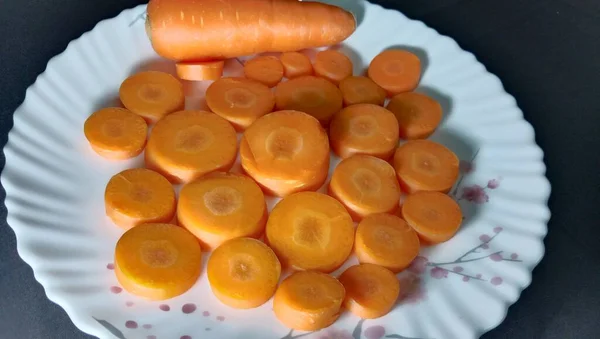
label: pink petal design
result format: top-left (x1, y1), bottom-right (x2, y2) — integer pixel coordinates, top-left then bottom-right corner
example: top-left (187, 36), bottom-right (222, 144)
top-left (181, 336), bottom-right (192, 339)
top-left (110, 286), bottom-right (122, 294)
top-left (159, 304), bottom-right (170, 311)
top-left (481, 244), bottom-right (490, 249)
top-left (318, 328), bottom-right (353, 339)
top-left (125, 301), bottom-right (134, 307)
top-left (491, 277), bottom-right (503, 286)
top-left (490, 253), bottom-right (503, 262)
top-left (493, 226), bottom-right (503, 233)
top-left (408, 256), bottom-right (429, 274)
top-left (511, 253), bottom-right (519, 260)
top-left (479, 234), bottom-right (491, 242)
top-left (142, 324), bottom-right (152, 329)
top-left (125, 321), bottom-right (138, 329)
top-left (182, 303), bottom-right (197, 314)
top-left (459, 160), bottom-right (474, 173)
top-left (462, 276), bottom-right (470, 282)
top-left (106, 263), bottom-right (114, 270)
top-left (462, 185), bottom-right (489, 204)
top-left (487, 179), bottom-right (500, 189)
top-left (364, 325), bottom-right (386, 339)
top-left (399, 274), bottom-right (426, 304)
top-left (430, 267), bottom-right (448, 279)
top-left (202, 311), bottom-right (210, 317)
top-left (147, 336), bottom-right (157, 339)
top-left (216, 316), bottom-right (225, 322)
top-left (453, 266), bottom-right (464, 273)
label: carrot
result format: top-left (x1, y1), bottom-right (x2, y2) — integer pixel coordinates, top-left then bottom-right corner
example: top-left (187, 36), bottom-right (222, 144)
top-left (280, 52), bottom-right (313, 79)
top-left (146, 0), bottom-right (356, 61)
top-left (119, 71), bottom-right (185, 124)
top-left (329, 103), bottom-right (399, 160)
top-left (338, 263), bottom-right (400, 319)
top-left (313, 49), bottom-right (353, 85)
top-left (386, 92), bottom-right (443, 139)
top-left (240, 110), bottom-right (330, 197)
top-left (274, 76), bottom-right (343, 125)
top-left (145, 110), bottom-right (238, 184)
top-left (244, 56), bottom-right (284, 88)
top-left (266, 192), bottom-right (354, 273)
top-left (402, 191), bottom-right (462, 244)
top-left (205, 77), bottom-right (275, 131)
top-left (392, 139), bottom-right (459, 194)
top-left (207, 237), bottom-right (281, 309)
top-left (273, 270), bottom-right (345, 331)
top-left (328, 155), bottom-right (401, 221)
top-left (354, 213), bottom-right (420, 273)
top-left (368, 50), bottom-right (421, 96)
top-left (105, 168), bottom-right (176, 230)
top-left (178, 172), bottom-right (268, 251)
top-left (84, 107), bottom-right (147, 160)
top-left (339, 76), bottom-right (386, 106)
top-left (114, 223), bottom-right (202, 300)
top-left (176, 60), bottom-right (225, 81)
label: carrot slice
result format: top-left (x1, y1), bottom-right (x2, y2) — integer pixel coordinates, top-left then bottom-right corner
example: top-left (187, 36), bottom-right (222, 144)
top-left (368, 50), bottom-right (421, 96)
top-left (119, 71), bottom-right (185, 124)
top-left (338, 263), bottom-right (400, 319)
top-left (392, 139), bottom-right (459, 194)
top-left (84, 107), bottom-right (148, 160)
top-left (105, 168), bottom-right (176, 230)
top-left (178, 172), bottom-right (268, 251)
top-left (145, 110), bottom-right (237, 184)
top-left (273, 270), bottom-right (345, 331)
top-left (387, 92), bottom-right (443, 139)
top-left (339, 76), bottom-right (386, 106)
top-left (176, 60), bottom-right (225, 81)
top-left (244, 55), bottom-right (284, 88)
top-left (207, 237), bottom-right (281, 309)
top-left (240, 110), bottom-right (330, 197)
top-left (114, 223), bottom-right (202, 300)
top-left (205, 77), bottom-right (275, 131)
top-left (280, 52), bottom-right (313, 79)
top-left (313, 49), bottom-right (353, 85)
top-left (274, 76), bottom-right (343, 126)
top-left (329, 103), bottom-right (399, 160)
top-left (402, 191), bottom-right (462, 244)
top-left (328, 155), bottom-right (401, 221)
top-left (354, 213), bottom-right (420, 273)
top-left (266, 192), bottom-right (354, 273)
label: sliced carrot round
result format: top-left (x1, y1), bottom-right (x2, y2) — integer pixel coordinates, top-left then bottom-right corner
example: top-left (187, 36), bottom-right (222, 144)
top-left (266, 192), bottom-right (354, 273)
top-left (273, 270), bottom-right (345, 331)
top-left (328, 155), bottom-right (401, 221)
top-left (313, 49), bottom-right (353, 85)
top-left (338, 263), bottom-right (400, 319)
top-left (205, 77), bottom-right (275, 131)
top-left (178, 172), bottom-right (268, 251)
top-left (115, 223), bottom-right (202, 300)
top-left (145, 110), bottom-right (237, 184)
top-left (84, 107), bottom-right (148, 160)
top-left (387, 92), bottom-right (443, 139)
top-left (392, 139), bottom-right (459, 194)
top-left (280, 52), bottom-right (313, 79)
top-left (105, 168), bottom-right (176, 230)
top-left (368, 50), bottom-right (421, 96)
top-left (176, 60), bottom-right (225, 81)
top-left (402, 191), bottom-right (462, 244)
top-left (244, 55), bottom-right (284, 88)
top-left (274, 76), bottom-right (343, 126)
top-left (207, 237), bottom-right (281, 309)
top-left (354, 213), bottom-right (420, 272)
top-left (329, 103), bottom-right (399, 160)
top-left (119, 71), bottom-right (185, 124)
top-left (339, 76), bottom-right (387, 106)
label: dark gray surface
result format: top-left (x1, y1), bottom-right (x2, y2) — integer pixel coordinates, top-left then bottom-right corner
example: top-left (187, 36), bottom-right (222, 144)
top-left (1, 0), bottom-right (599, 338)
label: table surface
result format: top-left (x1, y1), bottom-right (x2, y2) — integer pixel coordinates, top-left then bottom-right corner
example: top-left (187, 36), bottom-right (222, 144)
top-left (1, 0), bottom-right (599, 338)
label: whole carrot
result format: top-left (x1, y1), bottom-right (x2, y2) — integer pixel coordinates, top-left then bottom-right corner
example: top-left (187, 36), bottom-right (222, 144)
top-left (147, 0), bottom-right (356, 61)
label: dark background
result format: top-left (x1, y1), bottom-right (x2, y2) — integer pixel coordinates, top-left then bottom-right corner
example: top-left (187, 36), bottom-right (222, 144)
top-left (1, 0), bottom-right (599, 338)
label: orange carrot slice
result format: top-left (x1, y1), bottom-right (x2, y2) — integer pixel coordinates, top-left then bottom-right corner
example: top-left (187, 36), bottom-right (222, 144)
top-left (266, 192), bottom-right (354, 273)
top-left (280, 52), bottom-right (313, 79)
top-left (313, 49), bottom-right (353, 85)
top-left (273, 270), bottom-right (345, 331)
top-left (392, 139), bottom-right (459, 194)
top-left (178, 172), bottom-right (268, 251)
top-left (114, 223), bottom-right (202, 300)
top-left (328, 155), bottom-right (401, 221)
top-left (354, 213), bottom-right (420, 272)
top-left (402, 191), bottom-right (462, 244)
top-left (244, 55), bottom-right (284, 88)
top-left (207, 237), bottom-right (281, 309)
top-left (339, 76), bottom-right (387, 106)
top-left (119, 71), bottom-right (185, 124)
top-left (329, 103), bottom-right (399, 160)
top-left (145, 110), bottom-right (237, 184)
top-left (368, 50), bottom-right (421, 96)
top-left (387, 92), bottom-right (443, 139)
top-left (274, 76), bottom-right (343, 126)
top-left (84, 107), bottom-right (147, 160)
top-left (338, 263), bottom-right (400, 319)
top-left (105, 168), bottom-right (176, 230)
top-left (205, 77), bottom-right (275, 131)
top-left (176, 60), bottom-right (225, 81)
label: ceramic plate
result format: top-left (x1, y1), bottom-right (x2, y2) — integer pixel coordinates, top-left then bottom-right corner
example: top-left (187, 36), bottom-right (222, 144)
top-left (1, 1), bottom-right (551, 339)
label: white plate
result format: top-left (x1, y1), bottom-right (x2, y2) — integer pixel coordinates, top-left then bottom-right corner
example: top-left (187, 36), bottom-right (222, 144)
top-left (1, 2), bottom-right (551, 339)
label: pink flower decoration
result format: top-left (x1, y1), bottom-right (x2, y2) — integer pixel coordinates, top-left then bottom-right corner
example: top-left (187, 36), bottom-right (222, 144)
top-left (459, 160), bottom-right (474, 173)
top-left (453, 266), bottom-right (464, 273)
top-left (202, 311), bottom-right (210, 317)
top-left (481, 244), bottom-right (490, 249)
top-left (511, 253), bottom-right (519, 260)
top-left (125, 301), bottom-right (134, 307)
top-left (493, 226), bottom-right (503, 233)
top-left (364, 325), bottom-right (386, 339)
top-left (159, 304), bottom-right (170, 312)
top-left (318, 328), bottom-right (353, 339)
top-left (125, 321), bottom-right (138, 329)
top-left (462, 185), bottom-right (489, 204)
top-left (408, 256), bottom-right (429, 274)
top-left (479, 234), bottom-right (491, 242)
top-left (399, 274), bottom-right (426, 304)
top-left (216, 316), bottom-right (225, 322)
top-left (106, 263), bottom-right (114, 270)
top-left (491, 277), bottom-right (503, 286)
top-left (490, 253), bottom-right (503, 262)
top-left (476, 274), bottom-right (482, 279)
top-left (462, 276), bottom-right (470, 282)
top-left (110, 286), bottom-right (122, 294)
top-left (487, 179), bottom-right (500, 189)
top-left (430, 267), bottom-right (448, 279)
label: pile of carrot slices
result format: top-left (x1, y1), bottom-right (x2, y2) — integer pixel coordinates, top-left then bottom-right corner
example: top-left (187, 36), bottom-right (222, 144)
top-left (84, 45), bottom-right (463, 330)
